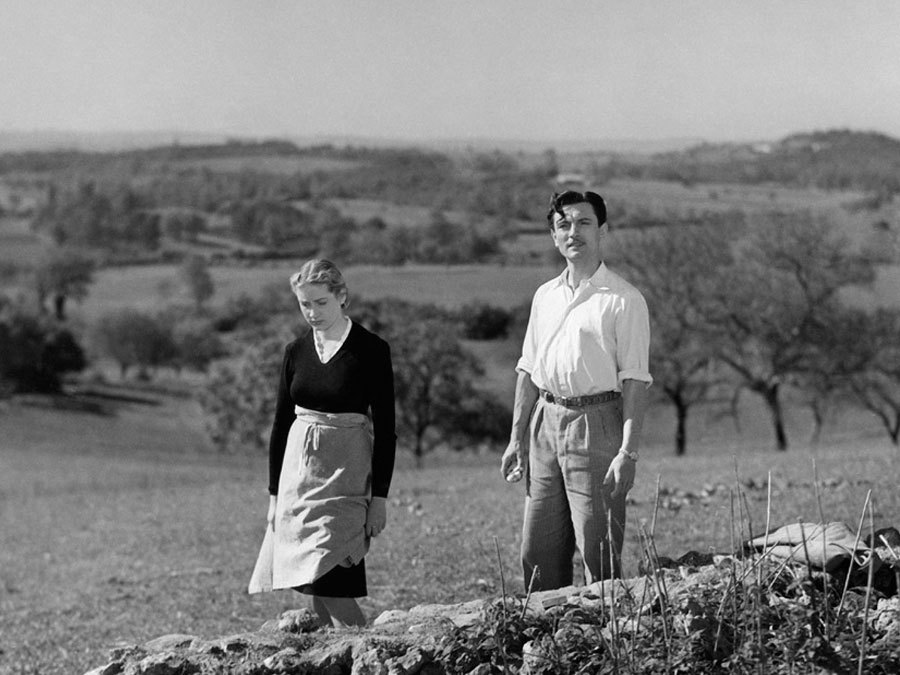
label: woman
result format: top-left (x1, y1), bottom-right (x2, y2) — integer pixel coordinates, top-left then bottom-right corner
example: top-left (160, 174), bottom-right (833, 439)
top-left (249, 259), bottom-right (396, 627)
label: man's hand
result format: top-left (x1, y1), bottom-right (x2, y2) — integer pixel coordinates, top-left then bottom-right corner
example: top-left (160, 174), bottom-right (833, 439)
top-left (366, 496), bottom-right (387, 537)
top-left (603, 453), bottom-right (636, 499)
top-left (266, 495), bottom-right (277, 530)
top-left (500, 440), bottom-right (525, 482)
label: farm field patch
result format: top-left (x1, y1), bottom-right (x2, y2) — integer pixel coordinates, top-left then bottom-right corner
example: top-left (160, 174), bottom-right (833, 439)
top-left (0, 217), bottom-right (44, 264)
top-left (607, 178), bottom-right (864, 215)
top-left (169, 155), bottom-right (362, 175)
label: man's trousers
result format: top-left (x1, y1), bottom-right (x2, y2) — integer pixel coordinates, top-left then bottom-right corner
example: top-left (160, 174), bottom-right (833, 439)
top-left (521, 395), bottom-right (626, 591)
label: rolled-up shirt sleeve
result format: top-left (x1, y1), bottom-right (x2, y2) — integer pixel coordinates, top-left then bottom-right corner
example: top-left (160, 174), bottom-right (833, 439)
top-left (615, 291), bottom-right (653, 387)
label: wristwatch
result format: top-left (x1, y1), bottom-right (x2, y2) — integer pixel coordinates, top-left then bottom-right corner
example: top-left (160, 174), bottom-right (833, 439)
top-left (618, 449), bottom-right (639, 462)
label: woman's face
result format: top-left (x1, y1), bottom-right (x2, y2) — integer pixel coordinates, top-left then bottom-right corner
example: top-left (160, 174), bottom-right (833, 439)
top-left (294, 283), bottom-right (346, 332)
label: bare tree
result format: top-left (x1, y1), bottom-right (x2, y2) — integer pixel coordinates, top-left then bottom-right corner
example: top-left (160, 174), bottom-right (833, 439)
top-left (618, 223), bottom-right (736, 454)
top-left (33, 247), bottom-right (96, 320)
top-left (708, 212), bottom-right (876, 450)
top-left (180, 255), bottom-right (215, 309)
top-left (838, 308), bottom-right (900, 445)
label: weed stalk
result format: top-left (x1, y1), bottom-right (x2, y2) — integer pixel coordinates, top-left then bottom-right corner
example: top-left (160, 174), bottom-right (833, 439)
top-left (836, 489), bottom-right (872, 624)
top-left (857, 499), bottom-right (876, 675)
top-left (812, 458), bottom-right (831, 638)
top-left (492, 536), bottom-right (511, 675)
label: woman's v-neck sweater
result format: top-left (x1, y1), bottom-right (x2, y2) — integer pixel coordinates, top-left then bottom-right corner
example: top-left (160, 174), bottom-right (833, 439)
top-left (268, 322), bottom-right (396, 497)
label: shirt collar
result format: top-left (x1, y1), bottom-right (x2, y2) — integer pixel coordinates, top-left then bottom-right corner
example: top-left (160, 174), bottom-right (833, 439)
top-left (554, 262), bottom-right (609, 291)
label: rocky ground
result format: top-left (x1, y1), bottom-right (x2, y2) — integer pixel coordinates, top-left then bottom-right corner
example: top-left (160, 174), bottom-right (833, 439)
top-left (83, 545), bottom-right (900, 675)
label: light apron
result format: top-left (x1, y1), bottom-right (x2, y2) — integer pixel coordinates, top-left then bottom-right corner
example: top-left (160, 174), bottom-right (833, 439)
top-left (249, 406), bottom-right (372, 593)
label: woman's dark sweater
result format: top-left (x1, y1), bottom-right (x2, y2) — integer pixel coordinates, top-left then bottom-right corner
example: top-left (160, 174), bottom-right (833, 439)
top-left (268, 322), bottom-right (396, 497)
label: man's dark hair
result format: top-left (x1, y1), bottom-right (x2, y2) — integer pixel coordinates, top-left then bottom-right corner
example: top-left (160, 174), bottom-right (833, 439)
top-left (546, 190), bottom-right (607, 228)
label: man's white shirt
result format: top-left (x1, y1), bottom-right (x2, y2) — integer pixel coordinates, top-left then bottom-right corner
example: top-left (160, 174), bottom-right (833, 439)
top-left (516, 263), bottom-right (652, 396)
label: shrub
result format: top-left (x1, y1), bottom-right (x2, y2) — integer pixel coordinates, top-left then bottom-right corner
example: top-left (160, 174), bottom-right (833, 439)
top-left (458, 302), bottom-right (511, 341)
top-left (200, 335), bottom-right (286, 453)
top-left (0, 299), bottom-right (86, 392)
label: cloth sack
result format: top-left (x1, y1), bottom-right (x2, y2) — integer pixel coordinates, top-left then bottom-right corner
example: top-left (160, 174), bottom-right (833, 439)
top-left (748, 521), bottom-right (881, 574)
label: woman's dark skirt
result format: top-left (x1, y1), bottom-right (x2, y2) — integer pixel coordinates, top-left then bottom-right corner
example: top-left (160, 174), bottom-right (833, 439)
top-left (293, 558), bottom-right (367, 598)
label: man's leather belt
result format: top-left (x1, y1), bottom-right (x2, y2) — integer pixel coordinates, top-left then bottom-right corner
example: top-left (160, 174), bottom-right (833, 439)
top-left (539, 389), bottom-right (621, 407)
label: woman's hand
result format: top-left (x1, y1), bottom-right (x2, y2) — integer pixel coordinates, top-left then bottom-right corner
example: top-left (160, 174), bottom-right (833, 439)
top-left (266, 495), bottom-right (277, 530)
top-left (366, 496), bottom-right (387, 537)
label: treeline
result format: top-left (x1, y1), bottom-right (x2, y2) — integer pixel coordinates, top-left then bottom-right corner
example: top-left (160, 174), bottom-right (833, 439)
top-left (0, 139), bottom-right (304, 174)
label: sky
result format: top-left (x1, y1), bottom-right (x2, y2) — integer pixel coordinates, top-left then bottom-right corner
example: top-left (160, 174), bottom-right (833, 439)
top-left (2, 0), bottom-right (900, 144)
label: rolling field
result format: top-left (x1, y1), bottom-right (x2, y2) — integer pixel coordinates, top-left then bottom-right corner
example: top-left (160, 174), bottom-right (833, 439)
top-left (2, 388), bottom-right (899, 674)
top-left (74, 263), bottom-right (561, 322)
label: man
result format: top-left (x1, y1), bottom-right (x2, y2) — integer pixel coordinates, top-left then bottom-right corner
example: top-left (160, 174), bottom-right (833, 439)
top-left (500, 190), bottom-right (651, 591)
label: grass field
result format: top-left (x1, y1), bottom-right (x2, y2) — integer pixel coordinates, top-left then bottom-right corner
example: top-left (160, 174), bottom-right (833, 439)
top-left (73, 263), bottom-right (561, 322)
top-left (1, 386), bottom-right (899, 674)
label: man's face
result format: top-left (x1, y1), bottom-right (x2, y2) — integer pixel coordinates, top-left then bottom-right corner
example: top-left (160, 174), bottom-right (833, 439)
top-left (550, 202), bottom-right (604, 262)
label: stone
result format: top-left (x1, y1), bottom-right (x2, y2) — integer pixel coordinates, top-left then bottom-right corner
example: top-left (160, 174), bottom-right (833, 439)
top-left (277, 608), bottom-right (321, 633)
top-left (262, 647), bottom-right (304, 673)
top-left (520, 640), bottom-right (547, 674)
top-left (83, 662), bottom-right (123, 675)
top-left (373, 609), bottom-right (409, 626)
top-left (540, 595), bottom-right (567, 610)
top-left (465, 665), bottom-right (493, 675)
top-left (302, 639), bottom-right (355, 673)
top-left (124, 651), bottom-right (198, 675)
top-left (449, 612), bottom-right (481, 628)
top-left (143, 634), bottom-right (198, 652)
top-left (220, 636), bottom-right (251, 652)
top-left (872, 597), bottom-right (900, 633)
top-left (393, 646), bottom-right (429, 674)
top-left (351, 647), bottom-right (388, 675)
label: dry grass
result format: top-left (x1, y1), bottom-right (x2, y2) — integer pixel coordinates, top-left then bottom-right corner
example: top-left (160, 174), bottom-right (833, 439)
top-left (1, 390), bottom-right (898, 674)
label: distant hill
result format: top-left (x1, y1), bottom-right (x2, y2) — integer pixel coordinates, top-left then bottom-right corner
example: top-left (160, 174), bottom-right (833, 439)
top-left (0, 129), bottom-right (704, 156)
top-left (633, 129), bottom-right (900, 193)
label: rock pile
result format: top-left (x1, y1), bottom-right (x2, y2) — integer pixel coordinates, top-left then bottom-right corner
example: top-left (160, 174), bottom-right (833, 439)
top-left (83, 527), bottom-right (900, 674)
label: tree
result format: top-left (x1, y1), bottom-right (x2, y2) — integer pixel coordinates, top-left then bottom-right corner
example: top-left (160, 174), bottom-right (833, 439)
top-left (162, 210), bottom-right (205, 242)
top-left (834, 308), bottom-right (900, 445)
top-left (618, 223), bottom-right (736, 455)
top-left (170, 317), bottom-right (226, 374)
top-left (390, 316), bottom-right (487, 465)
top-left (200, 335), bottom-right (287, 453)
top-left (92, 309), bottom-right (177, 379)
top-left (180, 255), bottom-right (215, 309)
top-left (708, 212), bottom-right (876, 450)
top-left (352, 298), bottom-right (509, 465)
top-left (33, 247), bottom-right (96, 320)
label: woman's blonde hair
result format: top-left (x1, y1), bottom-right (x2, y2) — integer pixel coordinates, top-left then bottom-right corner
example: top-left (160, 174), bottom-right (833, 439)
top-left (289, 259), bottom-right (349, 307)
